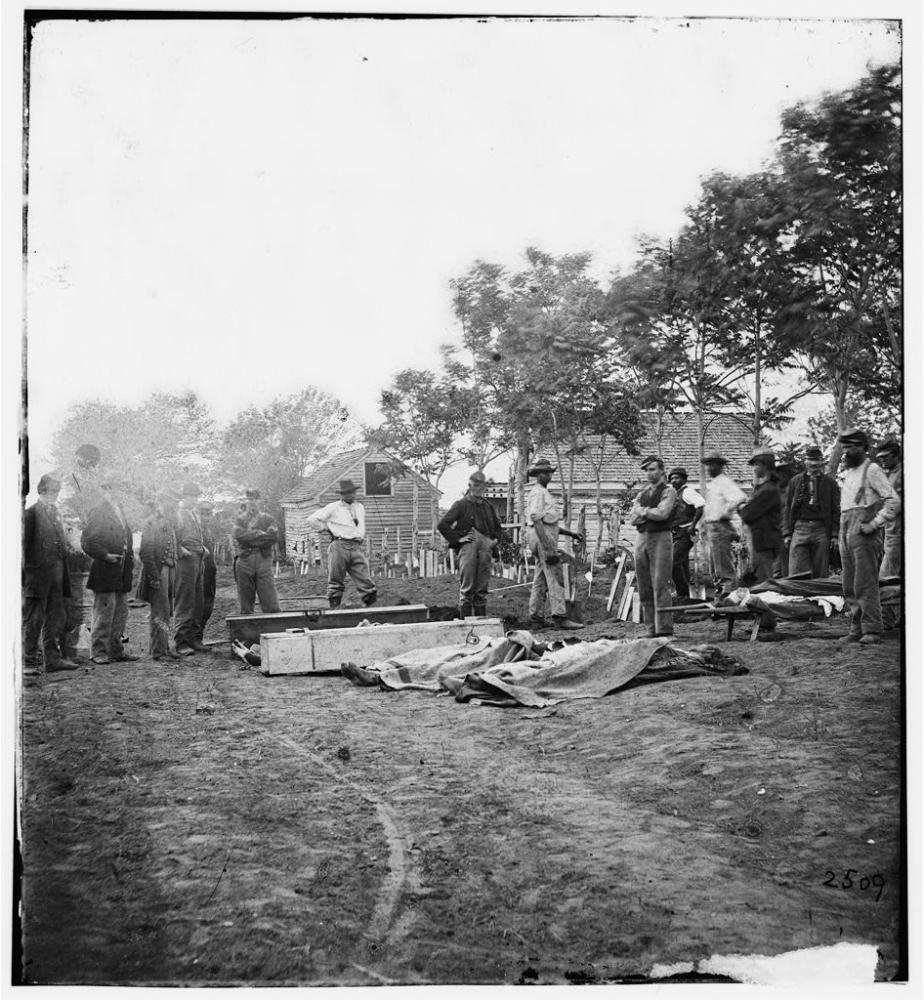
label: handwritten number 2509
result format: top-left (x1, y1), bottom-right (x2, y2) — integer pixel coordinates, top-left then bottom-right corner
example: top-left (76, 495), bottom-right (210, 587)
top-left (823, 870), bottom-right (885, 901)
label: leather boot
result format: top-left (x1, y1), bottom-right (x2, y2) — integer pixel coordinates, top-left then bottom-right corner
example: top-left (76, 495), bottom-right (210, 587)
top-left (329, 596), bottom-right (342, 610)
top-left (459, 602), bottom-right (474, 619)
top-left (473, 603), bottom-right (487, 618)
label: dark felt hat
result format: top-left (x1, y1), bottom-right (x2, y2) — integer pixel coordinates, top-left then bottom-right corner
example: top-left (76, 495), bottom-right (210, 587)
top-left (804, 445), bottom-right (824, 461)
top-left (702, 451), bottom-right (727, 465)
top-left (668, 467), bottom-right (688, 481)
top-left (528, 458), bottom-right (556, 477)
top-left (338, 479), bottom-right (359, 494)
top-left (37, 474), bottom-right (61, 494)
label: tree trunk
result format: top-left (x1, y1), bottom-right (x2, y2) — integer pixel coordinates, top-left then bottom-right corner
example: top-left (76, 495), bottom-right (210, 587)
top-left (515, 436), bottom-right (529, 529)
top-left (828, 375), bottom-right (850, 476)
top-left (753, 314), bottom-right (762, 445)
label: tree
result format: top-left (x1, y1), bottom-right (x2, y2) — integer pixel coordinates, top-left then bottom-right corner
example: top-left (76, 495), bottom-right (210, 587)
top-left (51, 391), bottom-right (219, 523)
top-left (367, 364), bottom-right (467, 530)
top-left (770, 63), bottom-right (902, 465)
top-left (805, 393), bottom-right (900, 473)
top-left (217, 387), bottom-right (363, 505)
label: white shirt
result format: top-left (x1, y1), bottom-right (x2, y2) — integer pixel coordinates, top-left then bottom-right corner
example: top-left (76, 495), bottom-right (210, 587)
top-left (679, 484), bottom-right (706, 510)
top-left (306, 500), bottom-right (366, 540)
top-left (840, 460), bottom-right (899, 527)
top-left (702, 473), bottom-right (746, 523)
top-left (527, 483), bottom-right (561, 526)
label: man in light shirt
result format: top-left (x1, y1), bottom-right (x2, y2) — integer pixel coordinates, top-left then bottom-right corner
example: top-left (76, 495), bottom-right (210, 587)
top-left (700, 451), bottom-right (746, 597)
top-left (525, 458), bottom-right (584, 630)
top-left (874, 439), bottom-right (902, 580)
top-left (307, 479), bottom-right (378, 610)
top-left (837, 428), bottom-right (900, 645)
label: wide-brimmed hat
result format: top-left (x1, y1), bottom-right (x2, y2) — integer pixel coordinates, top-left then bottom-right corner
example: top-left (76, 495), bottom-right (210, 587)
top-left (747, 446), bottom-right (776, 466)
top-left (338, 479), bottom-right (359, 494)
top-left (804, 445), bottom-right (824, 461)
top-left (528, 458), bottom-right (556, 477)
top-left (468, 470), bottom-right (487, 484)
top-left (838, 427), bottom-right (868, 448)
top-left (702, 451), bottom-right (727, 465)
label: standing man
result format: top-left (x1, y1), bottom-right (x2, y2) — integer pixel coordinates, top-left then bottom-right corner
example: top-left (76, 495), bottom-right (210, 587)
top-left (306, 479), bottom-right (378, 609)
top-left (700, 451), bottom-right (746, 598)
top-left (837, 428), bottom-right (900, 645)
top-left (81, 477), bottom-right (137, 665)
top-left (630, 456), bottom-right (678, 637)
top-left (875, 439), bottom-right (902, 580)
top-left (174, 482), bottom-right (209, 656)
top-left (233, 489), bottom-right (282, 615)
top-left (783, 445), bottom-right (840, 578)
top-left (22, 474), bottom-right (77, 675)
top-left (438, 470), bottom-right (504, 618)
top-left (667, 467), bottom-right (705, 602)
top-left (525, 458), bottom-right (583, 630)
top-left (195, 499), bottom-right (219, 645)
top-left (739, 447), bottom-right (784, 583)
top-left (136, 490), bottom-right (180, 660)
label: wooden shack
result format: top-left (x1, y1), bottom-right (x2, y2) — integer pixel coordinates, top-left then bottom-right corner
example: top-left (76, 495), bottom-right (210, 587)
top-left (280, 446), bottom-right (442, 570)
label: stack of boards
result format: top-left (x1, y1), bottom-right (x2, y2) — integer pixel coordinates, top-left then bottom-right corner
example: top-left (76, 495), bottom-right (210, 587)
top-left (605, 551), bottom-right (642, 623)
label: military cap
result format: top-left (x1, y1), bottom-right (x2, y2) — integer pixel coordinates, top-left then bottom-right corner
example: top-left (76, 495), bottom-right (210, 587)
top-left (804, 445), bottom-right (824, 461)
top-left (875, 438), bottom-right (901, 457)
top-left (640, 454), bottom-right (663, 469)
top-left (838, 427), bottom-right (868, 448)
top-left (668, 467), bottom-right (688, 481)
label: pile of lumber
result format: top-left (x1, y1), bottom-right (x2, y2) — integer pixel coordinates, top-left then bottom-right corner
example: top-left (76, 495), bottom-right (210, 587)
top-left (605, 550), bottom-right (642, 623)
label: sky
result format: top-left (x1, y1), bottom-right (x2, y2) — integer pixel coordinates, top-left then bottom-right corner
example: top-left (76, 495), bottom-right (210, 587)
top-left (16, 11), bottom-right (903, 501)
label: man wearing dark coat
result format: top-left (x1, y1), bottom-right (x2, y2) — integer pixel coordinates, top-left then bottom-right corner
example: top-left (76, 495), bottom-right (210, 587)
top-left (136, 491), bottom-right (180, 660)
top-left (81, 478), bottom-right (137, 665)
top-left (739, 447), bottom-right (784, 584)
top-left (195, 499), bottom-right (218, 646)
top-left (22, 474), bottom-right (77, 674)
top-left (782, 444), bottom-right (840, 578)
top-left (437, 470), bottom-right (504, 618)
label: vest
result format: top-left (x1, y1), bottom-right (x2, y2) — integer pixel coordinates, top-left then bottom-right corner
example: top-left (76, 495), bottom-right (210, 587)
top-left (671, 487), bottom-right (697, 531)
top-left (636, 480), bottom-right (673, 534)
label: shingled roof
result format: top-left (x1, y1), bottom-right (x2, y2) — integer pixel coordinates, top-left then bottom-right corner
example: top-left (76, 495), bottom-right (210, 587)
top-left (564, 411), bottom-right (756, 487)
top-left (280, 445), bottom-right (438, 506)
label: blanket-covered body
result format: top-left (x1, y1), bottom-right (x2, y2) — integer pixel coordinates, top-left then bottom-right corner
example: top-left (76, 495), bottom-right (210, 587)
top-left (357, 634), bottom-right (746, 708)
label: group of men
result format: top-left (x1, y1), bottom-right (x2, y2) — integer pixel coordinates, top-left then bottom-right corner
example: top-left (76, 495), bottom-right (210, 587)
top-left (627, 427), bottom-right (901, 644)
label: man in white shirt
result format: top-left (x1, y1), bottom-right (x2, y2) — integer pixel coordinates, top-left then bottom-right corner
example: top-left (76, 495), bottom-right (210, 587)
top-left (700, 451), bottom-right (746, 597)
top-left (307, 479), bottom-right (378, 609)
top-left (525, 458), bottom-right (583, 630)
top-left (667, 467), bottom-right (705, 601)
top-left (837, 428), bottom-right (900, 645)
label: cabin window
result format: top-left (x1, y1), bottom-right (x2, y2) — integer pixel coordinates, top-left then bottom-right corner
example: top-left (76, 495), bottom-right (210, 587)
top-left (364, 462), bottom-right (392, 496)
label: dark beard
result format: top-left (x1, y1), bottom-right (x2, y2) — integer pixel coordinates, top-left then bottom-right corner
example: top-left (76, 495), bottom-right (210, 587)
top-left (844, 451), bottom-right (865, 468)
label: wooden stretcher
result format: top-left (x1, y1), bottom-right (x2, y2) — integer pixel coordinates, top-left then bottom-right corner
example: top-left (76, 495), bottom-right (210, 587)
top-left (657, 603), bottom-right (766, 641)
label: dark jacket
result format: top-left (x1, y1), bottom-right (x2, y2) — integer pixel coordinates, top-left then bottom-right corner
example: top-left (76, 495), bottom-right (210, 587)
top-left (233, 512), bottom-right (278, 557)
top-left (782, 472), bottom-right (841, 539)
top-left (23, 501), bottom-right (72, 599)
top-left (136, 513), bottom-right (178, 603)
top-left (81, 499), bottom-right (134, 593)
top-left (740, 480), bottom-right (783, 553)
top-left (437, 494), bottom-right (503, 550)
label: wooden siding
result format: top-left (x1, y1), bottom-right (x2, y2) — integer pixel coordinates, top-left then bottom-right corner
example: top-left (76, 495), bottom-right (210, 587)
top-left (283, 449), bottom-right (441, 561)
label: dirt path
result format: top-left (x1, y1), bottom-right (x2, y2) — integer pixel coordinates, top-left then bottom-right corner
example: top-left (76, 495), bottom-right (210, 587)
top-left (17, 573), bottom-right (904, 985)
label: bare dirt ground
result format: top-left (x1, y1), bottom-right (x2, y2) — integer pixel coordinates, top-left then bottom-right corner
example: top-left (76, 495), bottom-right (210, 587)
top-left (17, 566), bottom-right (905, 986)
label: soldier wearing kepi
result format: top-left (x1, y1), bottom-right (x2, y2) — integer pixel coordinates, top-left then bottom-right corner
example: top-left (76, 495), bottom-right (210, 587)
top-left (525, 458), bottom-right (584, 630)
top-left (438, 470), bottom-right (504, 618)
top-left (837, 427), bottom-right (900, 646)
top-left (782, 445), bottom-right (840, 579)
top-left (233, 489), bottom-right (282, 615)
top-left (307, 479), bottom-right (378, 609)
top-left (22, 474), bottom-right (77, 675)
top-left (629, 456), bottom-right (678, 637)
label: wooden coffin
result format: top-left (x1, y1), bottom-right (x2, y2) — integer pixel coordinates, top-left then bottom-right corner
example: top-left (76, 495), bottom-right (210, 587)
top-left (226, 603), bottom-right (430, 647)
top-left (259, 617), bottom-right (505, 676)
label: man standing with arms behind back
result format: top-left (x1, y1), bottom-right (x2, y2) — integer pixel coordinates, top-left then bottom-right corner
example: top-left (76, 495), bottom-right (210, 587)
top-left (783, 445), bottom-right (840, 578)
top-left (81, 477), bottom-right (137, 665)
top-left (700, 451), bottom-right (746, 598)
top-left (438, 470), bottom-right (503, 619)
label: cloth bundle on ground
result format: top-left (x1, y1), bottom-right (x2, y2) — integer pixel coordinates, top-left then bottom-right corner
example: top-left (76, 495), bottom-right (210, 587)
top-left (347, 632), bottom-right (746, 708)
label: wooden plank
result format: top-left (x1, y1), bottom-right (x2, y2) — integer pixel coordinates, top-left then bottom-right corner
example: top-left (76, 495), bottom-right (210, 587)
top-left (227, 604), bottom-right (429, 647)
top-left (618, 572), bottom-right (635, 620)
top-left (261, 618), bottom-right (505, 675)
top-left (606, 552), bottom-right (627, 612)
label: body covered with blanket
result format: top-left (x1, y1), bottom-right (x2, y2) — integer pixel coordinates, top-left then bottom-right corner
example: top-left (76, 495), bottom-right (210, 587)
top-left (342, 633), bottom-right (745, 708)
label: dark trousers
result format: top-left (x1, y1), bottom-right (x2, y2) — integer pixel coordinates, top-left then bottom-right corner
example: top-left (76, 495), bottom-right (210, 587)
top-left (174, 553), bottom-right (204, 648)
top-left (235, 551), bottom-right (281, 614)
top-left (458, 530), bottom-right (493, 614)
top-left (196, 553), bottom-right (217, 642)
top-left (671, 531), bottom-right (693, 598)
top-left (635, 530), bottom-right (673, 635)
top-left (788, 520), bottom-right (831, 578)
top-left (23, 562), bottom-right (66, 666)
